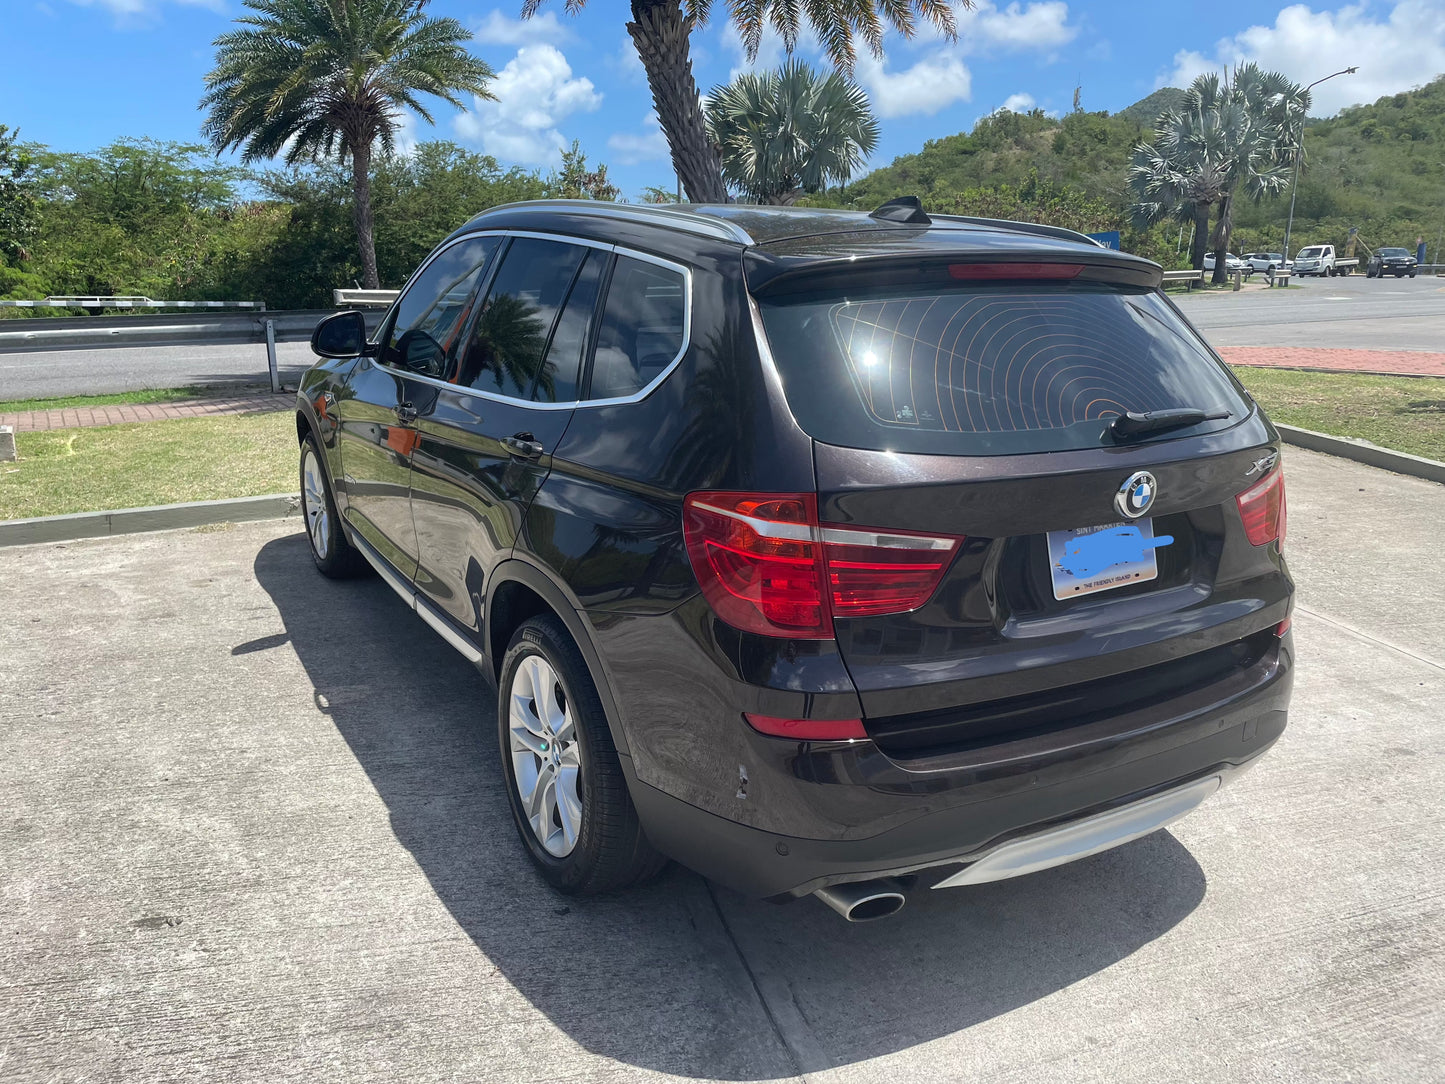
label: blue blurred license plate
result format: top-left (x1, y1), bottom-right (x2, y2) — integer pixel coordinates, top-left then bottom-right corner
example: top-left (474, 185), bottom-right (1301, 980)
top-left (1047, 520), bottom-right (1171, 600)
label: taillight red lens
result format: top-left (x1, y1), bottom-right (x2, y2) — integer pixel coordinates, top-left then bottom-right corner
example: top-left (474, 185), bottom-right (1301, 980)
top-left (1237, 468), bottom-right (1286, 548)
top-left (743, 713), bottom-right (867, 741)
top-left (682, 492), bottom-right (961, 638)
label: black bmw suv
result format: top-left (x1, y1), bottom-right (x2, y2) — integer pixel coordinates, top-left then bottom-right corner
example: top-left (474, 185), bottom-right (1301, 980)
top-left (1366, 247), bottom-right (1418, 278)
top-left (296, 198), bottom-right (1293, 920)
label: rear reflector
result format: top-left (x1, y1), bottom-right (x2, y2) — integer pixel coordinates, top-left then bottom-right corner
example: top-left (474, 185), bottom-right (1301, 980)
top-left (744, 713), bottom-right (867, 741)
top-left (948, 262), bottom-right (1084, 280)
top-left (682, 492), bottom-right (962, 639)
top-left (1236, 467), bottom-right (1286, 548)
top-left (1276, 616), bottom-right (1292, 637)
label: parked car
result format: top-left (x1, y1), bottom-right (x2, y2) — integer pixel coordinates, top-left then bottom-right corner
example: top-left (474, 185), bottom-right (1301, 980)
top-left (1367, 247), bottom-right (1418, 278)
top-left (1291, 244), bottom-right (1357, 276)
top-left (296, 197), bottom-right (1294, 921)
top-left (1203, 252), bottom-right (1247, 273)
top-left (1243, 252), bottom-right (1290, 273)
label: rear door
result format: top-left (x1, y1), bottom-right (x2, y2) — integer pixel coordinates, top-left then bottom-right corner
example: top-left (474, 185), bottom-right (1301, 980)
top-left (409, 235), bottom-right (607, 635)
top-left (754, 262), bottom-right (1291, 752)
top-left (335, 235), bottom-right (496, 578)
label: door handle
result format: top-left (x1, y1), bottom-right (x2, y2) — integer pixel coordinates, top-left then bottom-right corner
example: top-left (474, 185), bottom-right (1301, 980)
top-left (502, 433), bottom-right (545, 459)
top-left (393, 402), bottom-right (418, 423)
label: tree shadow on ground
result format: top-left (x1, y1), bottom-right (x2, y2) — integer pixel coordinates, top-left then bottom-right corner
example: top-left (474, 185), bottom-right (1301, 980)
top-left (253, 531), bottom-right (1207, 1079)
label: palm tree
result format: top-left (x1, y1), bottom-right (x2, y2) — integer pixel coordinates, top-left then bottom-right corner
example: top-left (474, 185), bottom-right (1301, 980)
top-left (1129, 65), bottom-right (1304, 284)
top-left (522, 0), bottom-right (959, 204)
top-left (202, 0), bottom-right (494, 289)
top-left (705, 59), bottom-right (878, 204)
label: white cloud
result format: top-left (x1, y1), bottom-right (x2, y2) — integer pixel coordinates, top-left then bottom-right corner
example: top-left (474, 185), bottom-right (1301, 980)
top-left (607, 112), bottom-right (670, 166)
top-left (454, 44), bottom-right (601, 167)
top-left (957, 1), bottom-right (1078, 52)
top-left (856, 50), bottom-right (973, 118)
top-left (1161, 1), bottom-right (1445, 115)
top-left (1000, 92), bottom-right (1037, 112)
top-left (471, 9), bottom-right (575, 48)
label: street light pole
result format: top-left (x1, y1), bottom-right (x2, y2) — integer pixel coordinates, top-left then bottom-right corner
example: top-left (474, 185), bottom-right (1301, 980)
top-left (1282, 66), bottom-right (1357, 265)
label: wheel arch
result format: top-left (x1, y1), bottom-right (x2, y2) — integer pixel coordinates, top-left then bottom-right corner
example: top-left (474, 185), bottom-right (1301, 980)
top-left (486, 559), bottom-right (632, 758)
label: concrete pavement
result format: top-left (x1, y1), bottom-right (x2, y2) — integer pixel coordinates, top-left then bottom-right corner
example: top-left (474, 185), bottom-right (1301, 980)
top-left (1, 448), bottom-right (1442, 1082)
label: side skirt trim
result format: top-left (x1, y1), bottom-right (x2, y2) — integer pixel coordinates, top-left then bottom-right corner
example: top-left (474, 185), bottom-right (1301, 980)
top-left (347, 529), bottom-right (484, 665)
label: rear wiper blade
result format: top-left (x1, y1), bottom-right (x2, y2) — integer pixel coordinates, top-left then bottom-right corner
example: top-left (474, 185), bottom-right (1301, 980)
top-left (1109, 408), bottom-right (1232, 442)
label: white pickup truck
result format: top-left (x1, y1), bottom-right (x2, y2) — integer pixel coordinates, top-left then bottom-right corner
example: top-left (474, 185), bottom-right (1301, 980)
top-left (1291, 244), bottom-right (1359, 277)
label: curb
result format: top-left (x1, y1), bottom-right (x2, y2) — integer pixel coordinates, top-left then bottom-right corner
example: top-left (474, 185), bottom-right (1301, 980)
top-left (1278, 424), bottom-right (1445, 485)
top-left (0, 493), bottom-right (300, 547)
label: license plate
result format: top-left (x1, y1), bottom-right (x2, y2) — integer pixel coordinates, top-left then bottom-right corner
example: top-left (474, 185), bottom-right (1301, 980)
top-left (1047, 520), bottom-right (1172, 600)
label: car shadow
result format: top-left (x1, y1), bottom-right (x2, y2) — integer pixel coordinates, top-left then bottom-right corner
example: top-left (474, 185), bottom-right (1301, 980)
top-left (253, 531), bottom-right (1207, 1079)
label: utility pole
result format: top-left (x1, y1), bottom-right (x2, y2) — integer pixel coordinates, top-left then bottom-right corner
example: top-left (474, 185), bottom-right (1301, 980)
top-left (1283, 66), bottom-right (1357, 264)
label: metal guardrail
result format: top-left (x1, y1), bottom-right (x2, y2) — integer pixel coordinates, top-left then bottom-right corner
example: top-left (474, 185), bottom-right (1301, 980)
top-left (0, 308), bottom-right (387, 393)
top-left (0, 296), bottom-right (265, 310)
top-left (1162, 270), bottom-right (1205, 290)
top-left (333, 289), bottom-right (399, 307)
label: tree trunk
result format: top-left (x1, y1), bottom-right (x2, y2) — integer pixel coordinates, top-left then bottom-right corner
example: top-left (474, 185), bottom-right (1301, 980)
top-left (349, 137), bottom-right (380, 290)
top-left (627, 0), bottom-right (727, 203)
top-left (1210, 192), bottom-right (1234, 286)
top-left (1189, 204), bottom-right (1210, 270)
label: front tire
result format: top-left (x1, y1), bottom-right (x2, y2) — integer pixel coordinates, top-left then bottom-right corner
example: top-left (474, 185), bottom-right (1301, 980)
top-left (498, 616), bottom-right (665, 895)
top-left (300, 433), bottom-right (367, 578)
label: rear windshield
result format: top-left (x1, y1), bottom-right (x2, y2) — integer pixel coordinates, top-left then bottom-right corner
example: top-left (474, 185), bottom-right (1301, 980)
top-left (757, 281), bottom-right (1251, 455)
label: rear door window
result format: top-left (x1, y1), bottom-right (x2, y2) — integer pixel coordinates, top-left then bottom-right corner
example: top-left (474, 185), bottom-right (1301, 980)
top-left (758, 279), bottom-right (1251, 455)
top-left (587, 255), bottom-right (687, 400)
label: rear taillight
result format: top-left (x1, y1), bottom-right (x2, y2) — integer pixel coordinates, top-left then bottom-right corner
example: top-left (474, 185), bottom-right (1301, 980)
top-left (682, 492), bottom-right (962, 639)
top-left (1237, 468), bottom-right (1286, 548)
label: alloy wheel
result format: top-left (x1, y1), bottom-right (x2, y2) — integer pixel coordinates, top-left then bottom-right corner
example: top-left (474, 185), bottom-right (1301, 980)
top-left (302, 446), bottom-right (330, 560)
top-left (509, 654), bottom-right (583, 857)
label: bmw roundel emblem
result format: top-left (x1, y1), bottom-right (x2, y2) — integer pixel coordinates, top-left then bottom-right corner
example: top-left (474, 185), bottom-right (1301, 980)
top-left (1115, 470), bottom-right (1158, 519)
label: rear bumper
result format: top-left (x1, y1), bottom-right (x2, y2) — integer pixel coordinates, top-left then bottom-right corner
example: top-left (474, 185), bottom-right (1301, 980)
top-left (628, 634), bottom-right (1292, 899)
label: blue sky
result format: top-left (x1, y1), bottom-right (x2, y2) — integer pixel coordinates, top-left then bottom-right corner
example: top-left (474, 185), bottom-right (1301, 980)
top-left (3, 0), bottom-right (1444, 200)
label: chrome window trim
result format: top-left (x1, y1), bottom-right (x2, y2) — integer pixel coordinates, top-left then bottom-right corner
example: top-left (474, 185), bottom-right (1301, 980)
top-left (369, 228), bottom-right (694, 412)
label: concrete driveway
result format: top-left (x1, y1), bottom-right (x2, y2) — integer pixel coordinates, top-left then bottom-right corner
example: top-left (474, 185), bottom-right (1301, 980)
top-left (2, 448), bottom-right (1442, 1083)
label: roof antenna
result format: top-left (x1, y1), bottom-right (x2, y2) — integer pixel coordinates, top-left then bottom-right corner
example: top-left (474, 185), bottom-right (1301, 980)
top-left (870, 196), bottom-right (931, 225)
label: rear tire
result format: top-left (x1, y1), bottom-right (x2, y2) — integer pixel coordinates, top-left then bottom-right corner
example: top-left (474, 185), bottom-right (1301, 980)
top-left (498, 615), bottom-right (666, 895)
top-left (300, 433), bottom-right (367, 578)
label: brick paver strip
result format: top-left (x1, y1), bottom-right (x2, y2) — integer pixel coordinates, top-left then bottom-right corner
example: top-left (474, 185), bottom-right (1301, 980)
top-left (1219, 347), bottom-right (1445, 378)
top-left (1, 392), bottom-right (292, 433)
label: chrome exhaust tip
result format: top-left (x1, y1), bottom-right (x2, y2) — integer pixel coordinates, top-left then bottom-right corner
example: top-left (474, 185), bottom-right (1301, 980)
top-left (813, 878), bottom-right (907, 922)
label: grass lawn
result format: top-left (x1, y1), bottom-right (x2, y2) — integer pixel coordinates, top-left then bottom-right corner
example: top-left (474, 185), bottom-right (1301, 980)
top-left (1232, 366), bottom-right (1445, 462)
top-left (0, 386), bottom-right (246, 413)
top-left (0, 412), bottom-right (295, 520)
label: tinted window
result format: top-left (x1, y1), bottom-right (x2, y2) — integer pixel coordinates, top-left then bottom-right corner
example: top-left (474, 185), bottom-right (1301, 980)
top-left (589, 255), bottom-right (686, 400)
top-left (459, 238), bottom-right (588, 398)
top-left (759, 280), bottom-right (1251, 456)
top-left (381, 236), bottom-right (498, 378)
top-left (532, 251), bottom-right (603, 403)
top-left (1380, 248), bottom-right (1410, 256)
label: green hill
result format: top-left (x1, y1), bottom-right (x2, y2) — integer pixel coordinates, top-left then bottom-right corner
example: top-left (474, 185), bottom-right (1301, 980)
top-left (814, 75), bottom-right (1445, 263)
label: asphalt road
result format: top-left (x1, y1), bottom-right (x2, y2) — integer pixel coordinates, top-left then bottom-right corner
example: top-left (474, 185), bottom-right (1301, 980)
top-left (2, 271), bottom-right (1444, 401)
top-left (2, 448), bottom-right (1442, 1082)
top-left (0, 339), bottom-right (317, 400)
top-left (1180, 270), bottom-right (1445, 350)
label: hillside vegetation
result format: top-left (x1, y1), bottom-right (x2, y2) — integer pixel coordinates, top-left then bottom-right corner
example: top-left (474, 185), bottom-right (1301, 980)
top-left (813, 74), bottom-right (1445, 264)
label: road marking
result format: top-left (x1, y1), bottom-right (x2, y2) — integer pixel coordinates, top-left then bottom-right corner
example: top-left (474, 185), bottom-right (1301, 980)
top-left (1325, 296), bottom-right (1352, 300)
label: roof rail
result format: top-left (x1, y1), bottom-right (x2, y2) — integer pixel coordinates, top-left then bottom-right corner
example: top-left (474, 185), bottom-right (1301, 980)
top-left (468, 199), bottom-right (754, 245)
top-left (869, 196), bottom-right (932, 225)
top-left (930, 213), bottom-right (1104, 248)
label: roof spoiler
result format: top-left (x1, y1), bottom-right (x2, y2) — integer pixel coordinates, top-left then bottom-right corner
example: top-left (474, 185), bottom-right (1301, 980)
top-left (869, 196), bottom-right (932, 225)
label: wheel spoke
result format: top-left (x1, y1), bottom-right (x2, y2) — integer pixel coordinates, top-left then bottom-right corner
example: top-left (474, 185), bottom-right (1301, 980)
top-left (510, 722), bottom-right (548, 757)
top-left (555, 765), bottom-right (582, 849)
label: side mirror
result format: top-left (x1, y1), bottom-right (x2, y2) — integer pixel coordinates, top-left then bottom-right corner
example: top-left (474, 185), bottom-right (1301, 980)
top-left (312, 310), bottom-right (372, 358)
